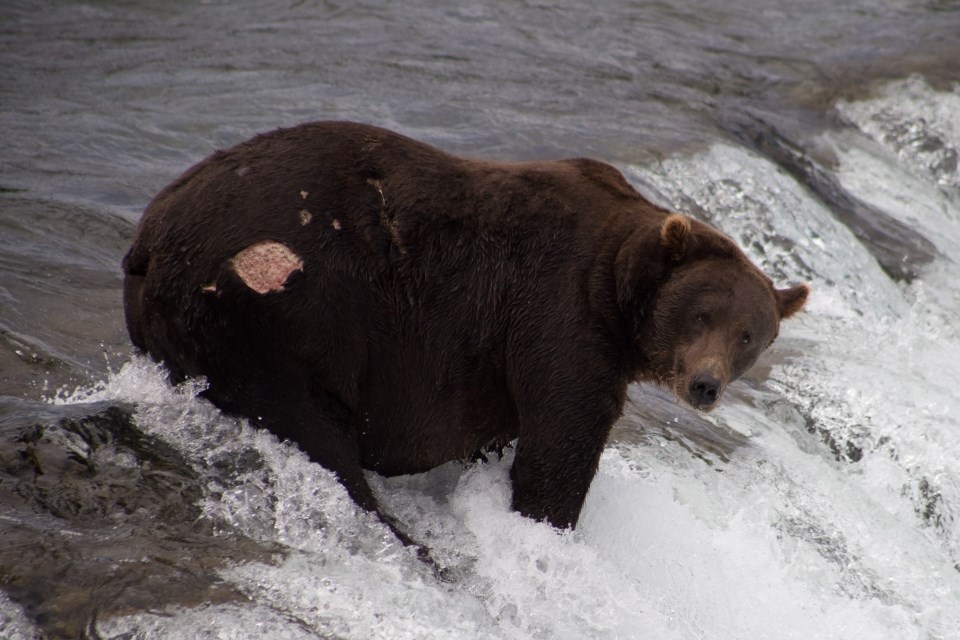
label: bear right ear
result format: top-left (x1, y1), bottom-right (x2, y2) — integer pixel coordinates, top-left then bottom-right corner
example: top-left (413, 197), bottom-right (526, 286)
top-left (661, 214), bottom-right (691, 262)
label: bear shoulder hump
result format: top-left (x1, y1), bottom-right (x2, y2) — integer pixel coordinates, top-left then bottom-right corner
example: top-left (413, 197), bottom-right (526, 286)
top-left (563, 158), bottom-right (640, 200)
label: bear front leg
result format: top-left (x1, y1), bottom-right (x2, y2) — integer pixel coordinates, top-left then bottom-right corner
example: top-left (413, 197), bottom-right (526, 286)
top-left (509, 389), bottom-right (623, 530)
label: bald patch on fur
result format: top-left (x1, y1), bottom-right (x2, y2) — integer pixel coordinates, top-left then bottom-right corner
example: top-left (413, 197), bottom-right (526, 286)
top-left (232, 241), bottom-right (303, 294)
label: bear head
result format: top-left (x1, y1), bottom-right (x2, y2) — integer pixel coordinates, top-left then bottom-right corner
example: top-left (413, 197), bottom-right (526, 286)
top-left (618, 213), bottom-right (808, 411)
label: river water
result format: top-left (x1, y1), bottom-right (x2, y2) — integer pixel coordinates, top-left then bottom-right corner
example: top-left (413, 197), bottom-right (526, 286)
top-left (2, 1), bottom-right (960, 638)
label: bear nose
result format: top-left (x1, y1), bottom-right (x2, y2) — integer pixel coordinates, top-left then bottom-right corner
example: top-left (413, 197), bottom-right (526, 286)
top-left (689, 373), bottom-right (721, 408)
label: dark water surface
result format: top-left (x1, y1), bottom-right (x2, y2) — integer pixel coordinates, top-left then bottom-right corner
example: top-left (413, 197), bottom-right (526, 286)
top-left (2, 1), bottom-right (960, 638)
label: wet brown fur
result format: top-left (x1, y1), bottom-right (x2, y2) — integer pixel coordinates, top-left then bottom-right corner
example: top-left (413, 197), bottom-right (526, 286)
top-left (123, 121), bottom-right (807, 536)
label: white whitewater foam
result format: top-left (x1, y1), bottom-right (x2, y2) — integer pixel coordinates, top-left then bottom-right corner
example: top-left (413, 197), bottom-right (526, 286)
top-left (0, 592), bottom-right (40, 640)
top-left (837, 75), bottom-right (960, 193)
top-left (623, 76), bottom-right (960, 638)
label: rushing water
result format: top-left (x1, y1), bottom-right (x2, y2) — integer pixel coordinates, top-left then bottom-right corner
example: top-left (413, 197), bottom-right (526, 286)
top-left (2, 1), bottom-right (960, 638)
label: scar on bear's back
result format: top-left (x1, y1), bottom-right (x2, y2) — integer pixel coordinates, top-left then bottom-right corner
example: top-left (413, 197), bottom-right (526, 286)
top-left (231, 241), bottom-right (303, 294)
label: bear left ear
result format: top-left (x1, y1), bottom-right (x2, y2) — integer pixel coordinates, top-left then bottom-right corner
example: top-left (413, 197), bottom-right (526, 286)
top-left (660, 214), bottom-right (691, 262)
top-left (777, 283), bottom-right (810, 319)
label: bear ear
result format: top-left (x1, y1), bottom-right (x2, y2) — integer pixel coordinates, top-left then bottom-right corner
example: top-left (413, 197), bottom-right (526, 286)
top-left (777, 283), bottom-right (810, 319)
top-left (660, 214), bottom-right (691, 262)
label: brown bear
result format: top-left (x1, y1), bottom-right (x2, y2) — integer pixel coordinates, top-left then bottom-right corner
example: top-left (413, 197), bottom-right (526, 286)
top-left (123, 121), bottom-right (807, 541)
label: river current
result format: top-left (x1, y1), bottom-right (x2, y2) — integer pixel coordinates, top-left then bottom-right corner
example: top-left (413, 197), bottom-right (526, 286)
top-left (2, 1), bottom-right (960, 638)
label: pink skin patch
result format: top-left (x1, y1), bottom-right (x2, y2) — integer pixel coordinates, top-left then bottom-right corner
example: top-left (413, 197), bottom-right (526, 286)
top-left (231, 241), bottom-right (303, 294)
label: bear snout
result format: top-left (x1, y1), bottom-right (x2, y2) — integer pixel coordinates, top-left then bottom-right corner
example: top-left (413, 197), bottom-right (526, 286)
top-left (688, 372), bottom-right (722, 410)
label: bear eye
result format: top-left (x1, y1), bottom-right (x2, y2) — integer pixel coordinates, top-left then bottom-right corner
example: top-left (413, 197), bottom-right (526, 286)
top-left (695, 312), bottom-right (710, 326)
top-left (741, 331), bottom-right (752, 345)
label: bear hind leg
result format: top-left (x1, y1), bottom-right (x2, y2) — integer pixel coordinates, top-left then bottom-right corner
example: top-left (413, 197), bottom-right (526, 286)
top-left (203, 368), bottom-right (428, 553)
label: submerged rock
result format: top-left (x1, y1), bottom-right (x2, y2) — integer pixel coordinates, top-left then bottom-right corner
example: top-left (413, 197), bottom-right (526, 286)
top-left (0, 397), bottom-right (282, 639)
top-left (722, 115), bottom-right (939, 283)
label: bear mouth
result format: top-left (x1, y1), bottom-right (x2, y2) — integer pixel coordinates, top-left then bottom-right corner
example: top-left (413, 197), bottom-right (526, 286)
top-left (691, 397), bottom-right (720, 412)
